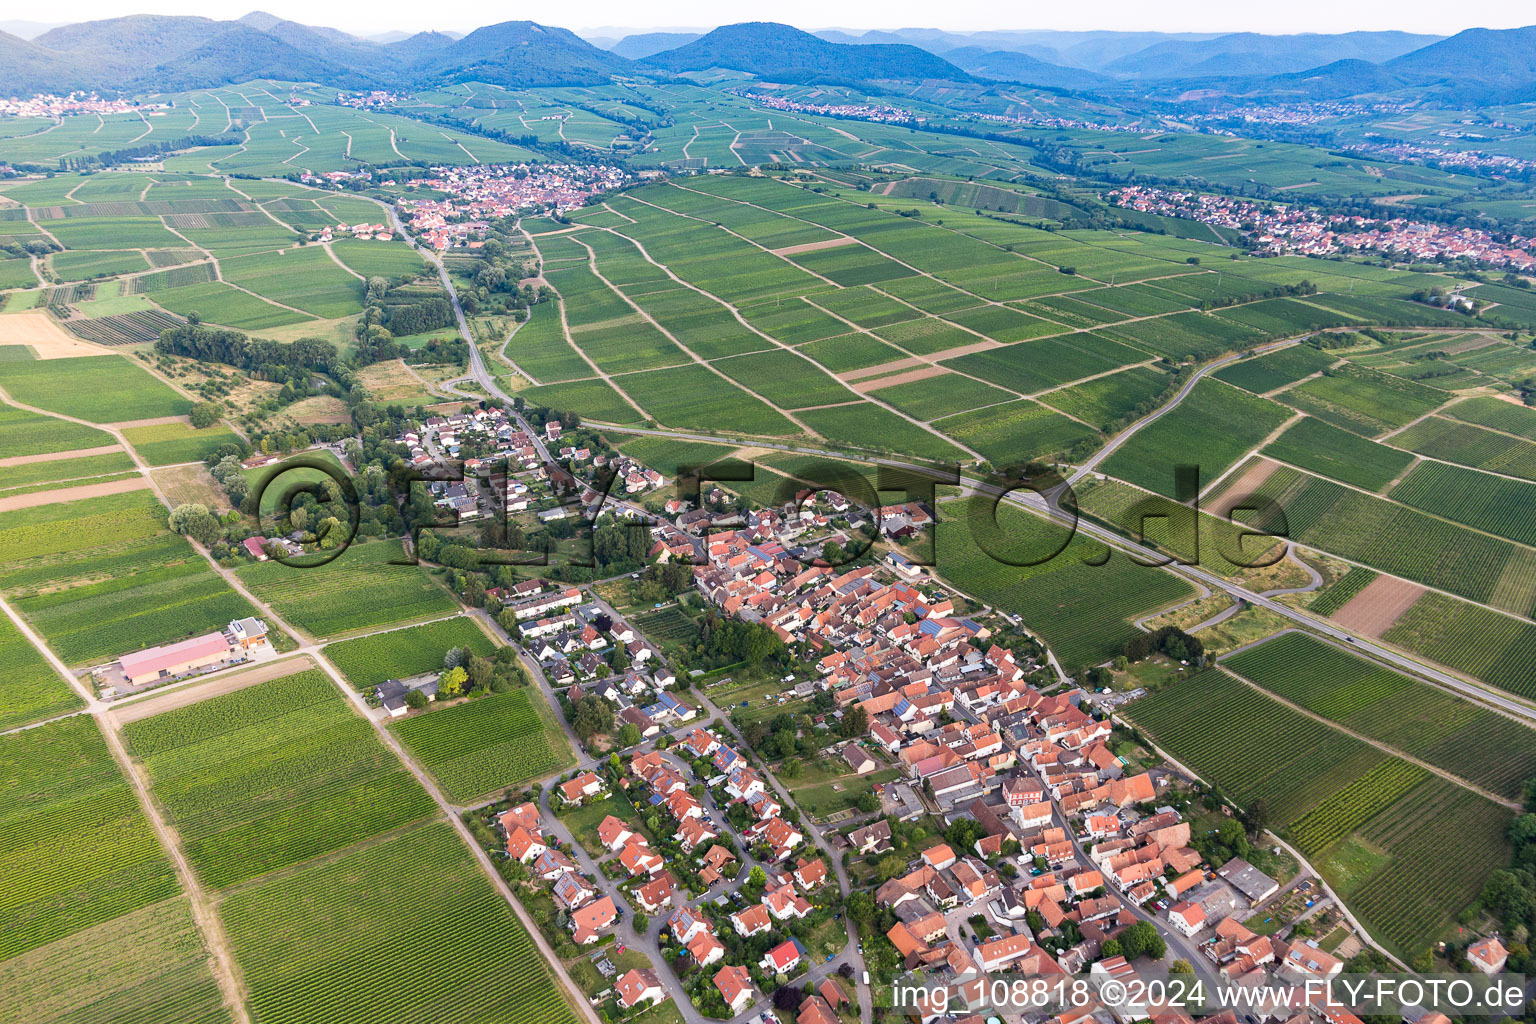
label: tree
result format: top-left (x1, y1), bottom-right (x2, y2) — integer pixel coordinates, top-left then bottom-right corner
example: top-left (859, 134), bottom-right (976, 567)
top-left (189, 402), bottom-right (221, 428)
top-left (617, 722), bottom-right (643, 747)
top-left (856, 791), bottom-right (881, 813)
top-left (438, 666), bottom-right (468, 699)
top-left (570, 695), bottom-right (613, 740)
top-left (404, 689), bottom-right (428, 710)
top-left (1169, 959), bottom-right (1194, 976)
top-left (632, 911), bottom-right (648, 932)
top-left (747, 865), bottom-right (767, 888)
top-left (467, 655), bottom-right (494, 691)
top-left (167, 503), bottom-right (219, 545)
top-left (1120, 921), bottom-right (1166, 961)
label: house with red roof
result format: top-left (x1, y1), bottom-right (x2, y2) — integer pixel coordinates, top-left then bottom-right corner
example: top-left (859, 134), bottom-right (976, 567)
top-left (731, 902), bottom-right (772, 937)
top-left (570, 895), bottom-right (617, 945)
top-left (687, 930), bottom-right (726, 967)
top-left (559, 772), bottom-right (605, 806)
top-left (715, 965), bottom-right (755, 1014)
top-left (597, 815), bottom-right (635, 852)
top-left (505, 826), bottom-right (546, 864)
top-left (615, 968), bottom-right (665, 1009)
top-left (761, 937), bottom-right (807, 973)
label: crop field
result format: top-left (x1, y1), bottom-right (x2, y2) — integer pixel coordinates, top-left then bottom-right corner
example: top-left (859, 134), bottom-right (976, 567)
top-left (392, 687), bottom-right (571, 801)
top-left (1039, 366), bottom-right (1169, 431)
top-left (1124, 668), bottom-right (1385, 823)
top-left (617, 364), bottom-right (798, 435)
top-left (0, 610), bottom-right (80, 732)
top-left (1261, 416), bottom-right (1414, 490)
top-left (0, 401), bottom-right (114, 458)
top-left (0, 450), bottom-right (135, 492)
top-left (1076, 476), bottom-right (1283, 579)
top-left (1123, 665), bottom-right (1511, 956)
top-left (0, 715), bottom-right (178, 961)
top-left (49, 249), bottom-right (152, 281)
top-left (503, 300), bottom-right (590, 383)
top-left (943, 334), bottom-right (1147, 394)
top-left (0, 354), bottom-right (191, 422)
top-left (1389, 459), bottom-right (1536, 546)
top-left (1212, 344), bottom-right (1337, 394)
top-left (1287, 760), bottom-right (1429, 858)
top-left (15, 546), bottom-right (262, 665)
top-left (1381, 591), bottom-right (1536, 700)
top-left (220, 821), bottom-right (576, 1024)
top-left (0, 896), bottom-right (229, 1024)
top-left (325, 616), bottom-right (496, 690)
top-left (1099, 310), bottom-right (1263, 360)
top-left (934, 398), bottom-right (1097, 463)
top-left (236, 539), bottom-right (457, 639)
top-left (1279, 364), bottom-right (1448, 436)
top-left (1307, 566), bottom-right (1379, 617)
top-left (1099, 379), bottom-right (1291, 497)
top-left (796, 402), bottom-right (967, 462)
top-left (936, 498), bottom-right (1193, 669)
top-left (1389, 415), bottom-right (1536, 481)
top-left (870, 316), bottom-right (985, 356)
top-left (123, 668), bottom-right (435, 889)
top-left (122, 421), bottom-right (242, 466)
top-left (633, 606), bottom-right (701, 649)
top-left (710, 348), bottom-right (855, 410)
top-left (221, 247), bottom-right (365, 319)
top-left (1341, 778), bottom-right (1511, 958)
top-left (329, 239), bottom-right (428, 280)
top-left (870, 371), bottom-right (1013, 420)
top-left (521, 378), bottom-right (641, 424)
top-left (1223, 632), bottom-right (1536, 800)
top-left (1444, 395), bottom-right (1536, 438)
top-left (1231, 464), bottom-right (1536, 613)
top-left (150, 281), bottom-right (311, 331)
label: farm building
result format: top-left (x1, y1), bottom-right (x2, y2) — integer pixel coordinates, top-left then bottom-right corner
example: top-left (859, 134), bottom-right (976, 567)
top-left (376, 677), bottom-right (439, 716)
top-left (118, 631), bottom-right (231, 686)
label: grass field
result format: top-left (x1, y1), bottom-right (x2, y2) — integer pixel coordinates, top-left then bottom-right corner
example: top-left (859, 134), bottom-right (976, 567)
top-left (236, 539), bottom-right (456, 639)
top-left (325, 616), bottom-right (497, 690)
top-left (123, 668), bottom-right (436, 889)
top-left (391, 687), bottom-right (573, 801)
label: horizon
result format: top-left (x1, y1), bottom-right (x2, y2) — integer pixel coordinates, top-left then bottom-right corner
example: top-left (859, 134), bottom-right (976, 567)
top-left (6, 4), bottom-right (1536, 42)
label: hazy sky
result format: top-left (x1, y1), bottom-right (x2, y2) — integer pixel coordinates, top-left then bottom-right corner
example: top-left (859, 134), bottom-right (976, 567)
top-left (17, 0), bottom-right (1536, 37)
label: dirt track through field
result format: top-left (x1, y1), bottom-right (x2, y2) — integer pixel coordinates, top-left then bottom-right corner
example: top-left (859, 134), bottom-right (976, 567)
top-left (0, 475), bottom-right (146, 512)
top-left (768, 237), bottom-right (858, 256)
top-left (0, 310), bottom-right (110, 358)
top-left (852, 364), bottom-right (947, 393)
top-left (838, 357), bottom-right (925, 382)
top-left (108, 415), bottom-right (191, 429)
top-left (1330, 575), bottom-right (1427, 636)
top-left (111, 656), bottom-right (316, 726)
top-left (0, 444), bottom-right (122, 467)
top-left (1209, 457), bottom-right (1281, 517)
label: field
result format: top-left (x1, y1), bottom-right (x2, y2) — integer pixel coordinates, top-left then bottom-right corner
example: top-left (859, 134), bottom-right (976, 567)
top-left (391, 687), bottom-right (573, 801)
top-left (122, 668), bottom-right (436, 889)
top-left (1381, 591), bottom-right (1536, 701)
top-left (1123, 667), bottom-right (1512, 957)
top-left (0, 493), bottom-right (267, 666)
top-left (0, 715), bottom-right (179, 960)
top-left (935, 497), bottom-right (1193, 670)
top-left (1038, 366), bottom-right (1169, 431)
top-left (0, 401), bottom-right (115, 458)
top-left (1388, 459), bottom-right (1536, 547)
top-left (1261, 416), bottom-right (1414, 491)
top-left (1279, 364), bottom-right (1447, 437)
top-left (1223, 632), bottom-right (1536, 800)
top-left (1227, 463), bottom-right (1536, 615)
top-left (236, 539), bottom-right (457, 639)
top-left (1389, 415), bottom-right (1536, 481)
top-left (220, 822), bottom-right (577, 1024)
top-left (122, 421), bottom-right (242, 466)
top-left (0, 353), bottom-right (191, 423)
top-left (1306, 566), bottom-right (1379, 617)
top-left (1099, 378), bottom-right (1292, 497)
top-left (0, 606), bottom-right (81, 731)
top-left (1210, 343), bottom-right (1333, 393)
top-left (325, 616), bottom-right (497, 690)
